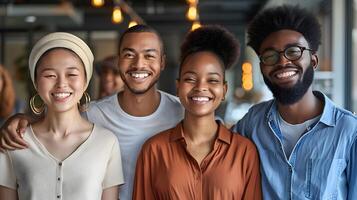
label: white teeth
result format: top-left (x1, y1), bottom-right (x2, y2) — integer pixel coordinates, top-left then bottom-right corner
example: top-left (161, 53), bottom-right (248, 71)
top-left (53, 92), bottom-right (71, 99)
top-left (191, 97), bottom-right (210, 102)
top-left (130, 73), bottom-right (149, 79)
top-left (276, 71), bottom-right (296, 79)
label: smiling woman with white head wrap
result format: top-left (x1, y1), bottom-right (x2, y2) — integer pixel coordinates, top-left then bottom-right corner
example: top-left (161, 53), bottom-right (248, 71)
top-left (0, 32), bottom-right (124, 200)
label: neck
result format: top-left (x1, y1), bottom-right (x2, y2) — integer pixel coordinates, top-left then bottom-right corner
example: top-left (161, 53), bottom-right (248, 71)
top-left (182, 113), bottom-right (218, 144)
top-left (118, 86), bottom-right (161, 117)
top-left (40, 108), bottom-right (85, 136)
top-left (277, 89), bottom-right (323, 124)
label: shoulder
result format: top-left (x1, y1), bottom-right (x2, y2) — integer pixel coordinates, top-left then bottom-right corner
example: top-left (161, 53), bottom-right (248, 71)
top-left (92, 125), bottom-right (119, 145)
top-left (321, 94), bottom-right (357, 129)
top-left (231, 131), bottom-right (258, 152)
top-left (159, 90), bottom-right (182, 108)
top-left (88, 94), bottom-right (118, 111)
top-left (140, 127), bottom-right (174, 153)
top-left (245, 99), bottom-right (274, 117)
top-left (334, 106), bottom-right (357, 132)
top-left (233, 99), bottom-right (274, 132)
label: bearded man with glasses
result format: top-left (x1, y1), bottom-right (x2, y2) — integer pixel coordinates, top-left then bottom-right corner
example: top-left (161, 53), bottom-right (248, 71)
top-left (232, 5), bottom-right (357, 200)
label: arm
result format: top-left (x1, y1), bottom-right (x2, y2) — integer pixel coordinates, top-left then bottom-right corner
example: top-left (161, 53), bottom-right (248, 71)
top-left (0, 186), bottom-right (17, 200)
top-left (0, 113), bottom-right (35, 151)
top-left (347, 136), bottom-right (357, 200)
top-left (132, 146), bottom-right (155, 200)
top-left (101, 185), bottom-right (119, 200)
top-left (242, 146), bottom-right (262, 200)
top-left (102, 136), bottom-right (124, 198)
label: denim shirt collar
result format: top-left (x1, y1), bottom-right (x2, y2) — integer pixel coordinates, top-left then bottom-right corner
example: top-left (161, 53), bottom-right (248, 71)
top-left (265, 91), bottom-right (336, 127)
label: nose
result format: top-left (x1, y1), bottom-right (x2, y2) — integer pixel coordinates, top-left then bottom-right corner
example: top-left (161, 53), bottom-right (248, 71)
top-left (276, 52), bottom-right (292, 66)
top-left (56, 75), bottom-right (68, 88)
top-left (193, 80), bottom-right (208, 92)
top-left (132, 55), bottom-right (146, 69)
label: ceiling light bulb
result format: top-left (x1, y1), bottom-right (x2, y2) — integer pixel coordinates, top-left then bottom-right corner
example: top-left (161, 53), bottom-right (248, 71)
top-left (186, 0), bottom-right (198, 5)
top-left (186, 6), bottom-right (197, 21)
top-left (112, 6), bottom-right (123, 24)
top-left (92, 0), bottom-right (104, 7)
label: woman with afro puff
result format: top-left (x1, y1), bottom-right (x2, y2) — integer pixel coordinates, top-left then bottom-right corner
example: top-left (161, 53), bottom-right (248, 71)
top-left (132, 25), bottom-right (261, 200)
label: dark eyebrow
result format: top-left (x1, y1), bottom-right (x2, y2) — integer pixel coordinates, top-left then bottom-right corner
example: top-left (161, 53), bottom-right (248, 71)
top-left (39, 67), bottom-right (55, 73)
top-left (182, 71), bottom-right (196, 76)
top-left (121, 48), bottom-right (135, 53)
top-left (39, 66), bottom-right (80, 73)
top-left (121, 48), bottom-right (159, 54)
top-left (144, 49), bottom-right (159, 54)
top-left (208, 72), bottom-right (222, 77)
top-left (182, 71), bottom-right (222, 77)
top-left (66, 67), bottom-right (80, 71)
top-left (261, 43), bottom-right (304, 53)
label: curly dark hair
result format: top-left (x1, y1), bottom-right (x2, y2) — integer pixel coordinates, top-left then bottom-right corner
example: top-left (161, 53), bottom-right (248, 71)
top-left (247, 5), bottom-right (321, 54)
top-left (180, 25), bottom-right (240, 72)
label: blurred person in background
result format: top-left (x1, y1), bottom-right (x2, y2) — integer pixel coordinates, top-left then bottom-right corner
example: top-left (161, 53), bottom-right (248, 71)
top-left (96, 55), bottom-right (124, 99)
top-left (0, 65), bottom-right (17, 126)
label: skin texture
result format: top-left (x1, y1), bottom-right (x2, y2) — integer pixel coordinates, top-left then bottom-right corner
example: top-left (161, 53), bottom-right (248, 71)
top-left (118, 32), bottom-right (164, 95)
top-left (0, 31), bottom-right (166, 148)
top-left (177, 51), bottom-right (227, 165)
top-left (259, 29), bottom-right (323, 124)
top-left (116, 32), bottom-right (165, 117)
top-left (0, 49), bottom-right (118, 200)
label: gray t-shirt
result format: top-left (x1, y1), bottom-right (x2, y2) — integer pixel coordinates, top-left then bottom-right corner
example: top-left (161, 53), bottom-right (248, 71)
top-left (278, 113), bottom-right (320, 158)
top-left (84, 90), bottom-right (184, 200)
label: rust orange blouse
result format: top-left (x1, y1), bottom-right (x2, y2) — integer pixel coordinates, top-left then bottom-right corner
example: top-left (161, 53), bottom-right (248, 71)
top-left (132, 122), bottom-right (262, 200)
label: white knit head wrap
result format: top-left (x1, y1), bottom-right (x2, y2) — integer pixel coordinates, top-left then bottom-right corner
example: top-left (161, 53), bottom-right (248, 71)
top-left (29, 32), bottom-right (94, 89)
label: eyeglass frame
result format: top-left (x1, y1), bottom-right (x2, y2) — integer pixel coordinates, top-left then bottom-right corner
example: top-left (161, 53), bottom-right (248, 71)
top-left (259, 45), bottom-right (314, 66)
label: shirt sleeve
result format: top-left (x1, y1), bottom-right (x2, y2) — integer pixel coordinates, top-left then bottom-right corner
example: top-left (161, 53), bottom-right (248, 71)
top-left (242, 145), bottom-right (262, 200)
top-left (347, 136), bottom-right (357, 200)
top-left (102, 138), bottom-right (124, 189)
top-left (0, 151), bottom-right (17, 189)
top-left (132, 144), bottom-right (155, 200)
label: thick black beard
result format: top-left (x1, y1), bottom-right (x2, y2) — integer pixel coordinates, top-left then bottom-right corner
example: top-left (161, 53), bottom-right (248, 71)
top-left (263, 65), bottom-right (314, 105)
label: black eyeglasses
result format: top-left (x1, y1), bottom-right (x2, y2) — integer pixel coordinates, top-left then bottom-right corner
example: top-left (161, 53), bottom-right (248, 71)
top-left (259, 46), bottom-right (313, 66)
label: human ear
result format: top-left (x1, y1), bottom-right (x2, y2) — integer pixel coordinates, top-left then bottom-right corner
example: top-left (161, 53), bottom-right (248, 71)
top-left (160, 54), bottom-right (166, 71)
top-left (311, 54), bottom-right (319, 70)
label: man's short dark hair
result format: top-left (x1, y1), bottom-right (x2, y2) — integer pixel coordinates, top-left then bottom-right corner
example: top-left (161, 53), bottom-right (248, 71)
top-left (118, 24), bottom-right (164, 54)
top-left (247, 5), bottom-right (321, 54)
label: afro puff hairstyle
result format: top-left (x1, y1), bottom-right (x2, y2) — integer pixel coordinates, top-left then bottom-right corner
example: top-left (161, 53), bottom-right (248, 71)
top-left (180, 25), bottom-right (240, 71)
top-left (247, 5), bottom-right (321, 54)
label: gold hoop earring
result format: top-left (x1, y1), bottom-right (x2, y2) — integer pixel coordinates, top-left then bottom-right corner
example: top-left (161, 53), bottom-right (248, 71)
top-left (29, 94), bottom-right (45, 115)
top-left (78, 92), bottom-right (91, 112)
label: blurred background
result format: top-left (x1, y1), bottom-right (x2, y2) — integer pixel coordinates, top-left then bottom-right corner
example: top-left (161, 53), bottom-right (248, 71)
top-left (0, 0), bottom-right (356, 126)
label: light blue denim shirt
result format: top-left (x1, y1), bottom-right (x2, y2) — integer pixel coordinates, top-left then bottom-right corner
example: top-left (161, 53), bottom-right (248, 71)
top-left (232, 91), bottom-right (357, 200)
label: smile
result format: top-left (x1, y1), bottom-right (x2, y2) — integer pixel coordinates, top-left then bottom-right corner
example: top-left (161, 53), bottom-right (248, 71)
top-left (191, 96), bottom-right (212, 103)
top-left (52, 92), bottom-right (72, 99)
top-left (129, 72), bottom-right (150, 79)
top-left (275, 70), bottom-right (297, 79)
